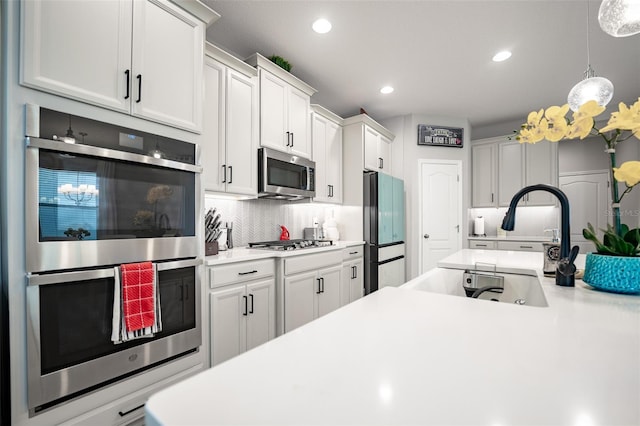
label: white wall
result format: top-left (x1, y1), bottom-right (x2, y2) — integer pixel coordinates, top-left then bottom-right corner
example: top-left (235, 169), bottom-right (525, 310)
top-left (381, 114), bottom-right (471, 281)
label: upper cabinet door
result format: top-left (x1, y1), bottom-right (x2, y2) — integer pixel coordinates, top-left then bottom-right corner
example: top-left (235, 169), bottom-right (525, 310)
top-left (498, 141), bottom-right (524, 206)
top-left (202, 58), bottom-right (226, 192)
top-left (525, 142), bottom-right (558, 205)
top-left (131, 0), bottom-right (204, 132)
top-left (225, 69), bottom-right (258, 196)
top-left (287, 86), bottom-right (311, 158)
top-left (326, 121), bottom-right (343, 203)
top-left (21, 0), bottom-right (133, 113)
top-left (471, 143), bottom-right (497, 207)
top-left (312, 114), bottom-right (329, 201)
top-left (259, 71), bottom-right (288, 151)
top-left (364, 125), bottom-right (381, 171)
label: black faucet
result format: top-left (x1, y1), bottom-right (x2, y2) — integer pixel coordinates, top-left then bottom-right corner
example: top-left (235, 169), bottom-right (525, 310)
top-left (500, 184), bottom-right (578, 287)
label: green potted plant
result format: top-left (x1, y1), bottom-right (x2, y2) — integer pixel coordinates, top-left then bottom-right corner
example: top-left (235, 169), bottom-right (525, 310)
top-left (515, 98), bottom-right (640, 294)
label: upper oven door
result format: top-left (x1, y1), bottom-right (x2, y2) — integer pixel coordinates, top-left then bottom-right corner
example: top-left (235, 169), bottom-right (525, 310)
top-left (26, 137), bottom-right (201, 272)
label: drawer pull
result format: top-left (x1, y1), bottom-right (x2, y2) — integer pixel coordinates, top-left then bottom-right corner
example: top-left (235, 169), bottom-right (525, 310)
top-left (349, 251), bottom-right (359, 255)
top-left (238, 270), bottom-right (258, 276)
top-left (118, 403), bottom-right (145, 417)
top-left (520, 245), bottom-right (533, 249)
top-left (477, 244), bottom-right (488, 247)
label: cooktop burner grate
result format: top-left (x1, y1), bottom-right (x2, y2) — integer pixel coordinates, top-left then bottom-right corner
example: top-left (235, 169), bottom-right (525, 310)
top-left (248, 239), bottom-right (332, 250)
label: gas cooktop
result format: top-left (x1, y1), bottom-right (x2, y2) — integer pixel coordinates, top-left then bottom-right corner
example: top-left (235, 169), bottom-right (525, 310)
top-left (248, 239), bottom-right (333, 251)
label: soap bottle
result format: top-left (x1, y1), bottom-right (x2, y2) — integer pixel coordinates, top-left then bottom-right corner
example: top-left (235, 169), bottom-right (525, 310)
top-left (543, 229), bottom-right (561, 276)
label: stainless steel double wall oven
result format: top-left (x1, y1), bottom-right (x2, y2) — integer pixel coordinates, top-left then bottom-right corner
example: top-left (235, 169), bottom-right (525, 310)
top-left (24, 106), bottom-right (202, 414)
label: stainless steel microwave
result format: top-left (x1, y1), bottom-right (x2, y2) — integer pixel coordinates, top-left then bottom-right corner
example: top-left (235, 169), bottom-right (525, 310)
top-left (258, 147), bottom-right (315, 200)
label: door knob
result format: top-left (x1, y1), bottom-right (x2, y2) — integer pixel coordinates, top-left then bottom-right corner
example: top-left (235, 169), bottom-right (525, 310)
top-left (423, 234), bottom-right (430, 239)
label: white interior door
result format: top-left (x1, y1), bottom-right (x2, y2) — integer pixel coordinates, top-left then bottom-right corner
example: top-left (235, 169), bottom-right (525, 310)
top-left (559, 171), bottom-right (610, 254)
top-left (419, 160), bottom-right (462, 273)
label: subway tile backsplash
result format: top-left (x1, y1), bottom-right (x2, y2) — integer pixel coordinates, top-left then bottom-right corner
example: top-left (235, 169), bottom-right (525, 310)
top-left (204, 196), bottom-right (342, 247)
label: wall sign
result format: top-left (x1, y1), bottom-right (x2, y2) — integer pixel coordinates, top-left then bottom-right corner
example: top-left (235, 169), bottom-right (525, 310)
top-left (417, 124), bottom-right (463, 148)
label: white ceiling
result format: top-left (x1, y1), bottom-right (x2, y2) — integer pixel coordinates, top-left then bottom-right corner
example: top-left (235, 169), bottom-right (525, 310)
top-left (202, 1), bottom-right (640, 130)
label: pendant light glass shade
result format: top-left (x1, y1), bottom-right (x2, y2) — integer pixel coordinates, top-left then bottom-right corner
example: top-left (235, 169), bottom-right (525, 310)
top-left (567, 72), bottom-right (614, 111)
top-left (598, 0), bottom-right (640, 37)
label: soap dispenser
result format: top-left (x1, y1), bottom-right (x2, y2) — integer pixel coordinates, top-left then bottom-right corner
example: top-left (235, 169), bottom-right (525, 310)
top-left (543, 229), bottom-right (561, 276)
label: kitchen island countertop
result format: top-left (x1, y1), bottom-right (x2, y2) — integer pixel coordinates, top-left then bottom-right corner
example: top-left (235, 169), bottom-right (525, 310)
top-left (147, 249), bottom-right (640, 425)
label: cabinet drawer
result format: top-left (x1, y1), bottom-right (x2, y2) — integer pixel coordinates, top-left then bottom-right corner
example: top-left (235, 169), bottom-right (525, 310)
top-left (210, 259), bottom-right (275, 288)
top-left (284, 250), bottom-right (342, 275)
top-left (496, 241), bottom-right (543, 252)
top-left (342, 245), bottom-right (364, 260)
top-left (469, 240), bottom-right (496, 249)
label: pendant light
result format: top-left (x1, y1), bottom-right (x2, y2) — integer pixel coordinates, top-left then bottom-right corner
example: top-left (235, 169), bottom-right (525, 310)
top-left (598, 0), bottom-right (640, 37)
top-left (567, 2), bottom-right (614, 112)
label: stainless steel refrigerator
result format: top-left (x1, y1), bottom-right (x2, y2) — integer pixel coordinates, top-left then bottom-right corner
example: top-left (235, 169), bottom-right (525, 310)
top-left (363, 171), bottom-right (406, 294)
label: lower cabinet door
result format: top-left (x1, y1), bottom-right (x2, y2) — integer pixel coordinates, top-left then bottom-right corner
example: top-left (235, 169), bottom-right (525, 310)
top-left (245, 278), bottom-right (276, 351)
top-left (349, 259), bottom-right (364, 302)
top-left (317, 266), bottom-right (342, 317)
top-left (210, 283), bottom-right (246, 366)
top-left (284, 271), bottom-right (318, 332)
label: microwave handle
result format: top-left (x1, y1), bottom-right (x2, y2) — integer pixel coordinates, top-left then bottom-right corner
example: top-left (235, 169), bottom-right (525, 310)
top-left (27, 258), bottom-right (201, 286)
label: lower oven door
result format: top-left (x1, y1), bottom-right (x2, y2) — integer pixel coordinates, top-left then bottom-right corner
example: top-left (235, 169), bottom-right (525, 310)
top-left (26, 258), bottom-right (202, 413)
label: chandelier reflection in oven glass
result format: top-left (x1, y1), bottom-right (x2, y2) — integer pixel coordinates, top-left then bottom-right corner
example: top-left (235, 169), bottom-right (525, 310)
top-left (57, 175), bottom-right (99, 205)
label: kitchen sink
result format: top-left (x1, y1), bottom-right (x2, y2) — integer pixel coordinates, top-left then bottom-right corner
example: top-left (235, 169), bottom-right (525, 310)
top-left (400, 267), bottom-right (548, 307)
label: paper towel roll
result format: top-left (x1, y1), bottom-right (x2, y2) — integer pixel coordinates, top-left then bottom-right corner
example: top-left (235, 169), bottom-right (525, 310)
top-left (474, 216), bottom-right (485, 236)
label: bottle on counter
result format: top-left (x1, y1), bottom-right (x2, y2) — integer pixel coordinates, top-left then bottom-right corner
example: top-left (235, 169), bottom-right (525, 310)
top-left (543, 229), bottom-right (561, 276)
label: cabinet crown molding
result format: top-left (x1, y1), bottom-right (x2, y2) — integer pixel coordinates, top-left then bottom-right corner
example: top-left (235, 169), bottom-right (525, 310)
top-left (245, 53), bottom-right (317, 96)
top-left (205, 42), bottom-right (257, 77)
top-left (311, 104), bottom-right (344, 125)
top-left (171, 0), bottom-right (220, 25)
top-left (343, 113), bottom-right (395, 141)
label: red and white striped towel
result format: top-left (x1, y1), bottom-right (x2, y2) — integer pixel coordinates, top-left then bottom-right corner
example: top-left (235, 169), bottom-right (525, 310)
top-left (111, 262), bottom-right (162, 343)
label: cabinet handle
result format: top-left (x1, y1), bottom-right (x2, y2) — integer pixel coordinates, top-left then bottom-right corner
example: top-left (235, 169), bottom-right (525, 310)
top-left (118, 403), bottom-right (145, 417)
top-left (379, 157), bottom-right (383, 169)
top-left (316, 278), bottom-right (322, 294)
top-left (286, 131), bottom-right (291, 147)
top-left (228, 166), bottom-right (233, 184)
top-left (477, 244), bottom-right (488, 247)
top-left (353, 266), bottom-right (357, 279)
top-left (321, 277), bottom-right (325, 293)
top-left (238, 270), bottom-right (258, 276)
top-left (249, 294), bottom-right (254, 314)
top-left (491, 193), bottom-right (494, 203)
top-left (349, 251), bottom-right (358, 255)
top-left (124, 69), bottom-right (130, 100)
top-left (136, 74), bottom-right (142, 103)
top-left (243, 295), bottom-right (248, 316)
top-left (520, 245), bottom-right (533, 249)
top-left (222, 164), bottom-right (226, 183)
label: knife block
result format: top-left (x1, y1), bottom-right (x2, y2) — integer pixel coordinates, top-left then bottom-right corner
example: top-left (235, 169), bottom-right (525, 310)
top-left (205, 241), bottom-right (219, 256)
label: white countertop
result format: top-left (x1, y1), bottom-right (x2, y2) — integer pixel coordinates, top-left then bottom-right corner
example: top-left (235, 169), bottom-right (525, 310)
top-left (147, 249), bottom-right (640, 425)
top-left (204, 240), bottom-right (365, 266)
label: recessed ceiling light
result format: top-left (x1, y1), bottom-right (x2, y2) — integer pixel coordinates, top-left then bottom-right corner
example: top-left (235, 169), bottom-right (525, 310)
top-left (312, 18), bottom-right (332, 34)
top-left (380, 86), bottom-right (394, 94)
top-left (492, 50), bottom-right (512, 62)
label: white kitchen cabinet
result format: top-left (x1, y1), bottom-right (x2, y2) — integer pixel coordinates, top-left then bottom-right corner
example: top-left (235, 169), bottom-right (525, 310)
top-left (343, 114), bottom-right (395, 175)
top-left (496, 241), bottom-right (543, 252)
top-left (209, 259), bottom-right (275, 366)
top-left (247, 53), bottom-right (317, 159)
top-left (363, 125), bottom-right (392, 172)
top-left (472, 136), bottom-right (558, 207)
top-left (21, 0), bottom-right (215, 133)
top-left (471, 143), bottom-right (497, 207)
top-left (469, 240), bottom-right (497, 250)
top-left (281, 250), bottom-right (343, 333)
top-left (203, 44), bottom-right (258, 196)
top-left (311, 104), bottom-right (343, 203)
top-left (341, 246), bottom-right (364, 305)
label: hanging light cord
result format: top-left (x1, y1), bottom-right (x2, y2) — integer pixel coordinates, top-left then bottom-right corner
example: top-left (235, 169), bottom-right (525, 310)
top-left (585, 1), bottom-right (596, 79)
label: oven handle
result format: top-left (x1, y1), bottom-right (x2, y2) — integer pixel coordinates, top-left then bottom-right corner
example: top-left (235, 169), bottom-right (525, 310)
top-left (27, 258), bottom-right (202, 286)
top-left (26, 137), bottom-right (202, 174)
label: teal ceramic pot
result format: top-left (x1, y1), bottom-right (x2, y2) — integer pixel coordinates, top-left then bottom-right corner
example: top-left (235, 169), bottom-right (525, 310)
top-left (583, 253), bottom-right (640, 294)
